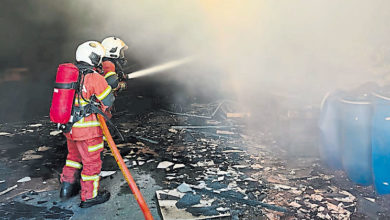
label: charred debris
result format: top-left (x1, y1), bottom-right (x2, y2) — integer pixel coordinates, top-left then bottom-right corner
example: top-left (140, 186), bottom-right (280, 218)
top-left (0, 96), bottom-right (389, 219)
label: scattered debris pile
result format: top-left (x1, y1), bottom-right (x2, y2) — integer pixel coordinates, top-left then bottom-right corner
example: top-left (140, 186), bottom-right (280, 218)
top-left (105, 100), bottom-right (390, 219)
top-left (0, 99), bottom-right (390, 219)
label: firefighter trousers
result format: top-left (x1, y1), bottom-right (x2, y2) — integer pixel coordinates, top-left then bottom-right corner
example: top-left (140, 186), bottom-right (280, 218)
top-left (60, 136), bottom-right (104, 201)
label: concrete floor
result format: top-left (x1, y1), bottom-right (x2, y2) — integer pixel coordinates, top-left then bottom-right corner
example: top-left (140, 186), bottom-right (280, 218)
top-left (1, 165), bottom-right (162, 219)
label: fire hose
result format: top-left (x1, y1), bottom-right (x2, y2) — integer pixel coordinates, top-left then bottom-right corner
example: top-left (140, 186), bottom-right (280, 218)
top-left (97, 114), bottom-right (153, 220)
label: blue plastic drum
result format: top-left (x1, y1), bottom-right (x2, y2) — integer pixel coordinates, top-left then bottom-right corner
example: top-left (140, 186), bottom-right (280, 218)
top-left (371, 92), bottom-right (390, 194)
top-left (319, 91), bottom-right (344, 169)
top-left (340, 97), bottom-right (373, 186)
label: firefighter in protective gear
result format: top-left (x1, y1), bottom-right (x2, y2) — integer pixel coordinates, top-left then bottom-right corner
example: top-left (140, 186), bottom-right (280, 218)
top-left (101, 37), bottom-right (128, 94)
top-left (60, 41), bottom-right (114, 208)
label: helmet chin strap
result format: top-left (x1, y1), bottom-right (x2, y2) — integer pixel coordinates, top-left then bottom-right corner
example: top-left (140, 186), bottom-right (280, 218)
top-left (76, 61), bottom-right (92, 67)
top-left (76, 62), bottom-right (95, 75)
top-left (117, 58), bottom-right (127, 67)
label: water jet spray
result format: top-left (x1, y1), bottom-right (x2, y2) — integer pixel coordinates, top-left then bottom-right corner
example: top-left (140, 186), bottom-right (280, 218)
top-left (126, 56), bottom-right (195, 79)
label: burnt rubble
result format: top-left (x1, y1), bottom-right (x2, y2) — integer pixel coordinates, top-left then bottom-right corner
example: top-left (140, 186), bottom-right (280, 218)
top-left (105, 100), bottom-right (390, 219)
top-left (0, 99), bottom-right (390, 219)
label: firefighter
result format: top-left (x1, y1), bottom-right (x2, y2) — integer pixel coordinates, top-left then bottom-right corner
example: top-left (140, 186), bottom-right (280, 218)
top-left (60, 41), bottom-right (115, 208)
top-left (101, 36), bottom-right (128, 94)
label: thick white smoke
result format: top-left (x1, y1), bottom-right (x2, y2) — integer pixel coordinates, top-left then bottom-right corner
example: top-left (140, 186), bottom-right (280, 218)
top-left (81, 0), bottom-right (390, 106)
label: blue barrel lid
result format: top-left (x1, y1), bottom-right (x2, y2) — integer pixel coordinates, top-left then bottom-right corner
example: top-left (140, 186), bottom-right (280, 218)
top-left (340, 82), bottom-right (379, 104)
top-left (340, 96), bottom-right (371, 105)
top-left (371, 85), bottom-right (390, 101)
top-left (320, 90), bottom-right (346, 110)
top-left (340, 92), bottom-right (371, 104)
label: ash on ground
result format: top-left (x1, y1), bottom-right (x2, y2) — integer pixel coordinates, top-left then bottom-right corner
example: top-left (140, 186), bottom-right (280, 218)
top-left (0, 95), bottom-right (389, 219)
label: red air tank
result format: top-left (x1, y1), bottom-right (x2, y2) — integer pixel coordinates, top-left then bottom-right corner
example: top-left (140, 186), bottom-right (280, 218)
top-left (50, 63), bottom-right (79, 124)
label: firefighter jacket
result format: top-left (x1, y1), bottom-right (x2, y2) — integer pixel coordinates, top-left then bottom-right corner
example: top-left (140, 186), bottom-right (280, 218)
top-left (64, 71), bottom-right (114, 141)
top-left (102, 60), bottom-right (120, 90)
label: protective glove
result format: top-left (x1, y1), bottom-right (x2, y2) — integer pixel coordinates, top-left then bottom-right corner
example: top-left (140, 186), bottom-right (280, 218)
top-left (117, 81), bottom-right (127, 92)
top-left (105, 108), bottom-right (112, 119)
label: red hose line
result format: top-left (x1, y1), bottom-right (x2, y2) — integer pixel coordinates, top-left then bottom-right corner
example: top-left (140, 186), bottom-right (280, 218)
top-left (98, 114), bottom-right (153, 220)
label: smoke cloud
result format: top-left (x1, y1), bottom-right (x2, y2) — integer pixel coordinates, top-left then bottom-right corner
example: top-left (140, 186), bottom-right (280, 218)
top-left (1, 0), bottom-right (390, 128)
top-left (83, 0), bottom-right (390, 157)
top-left (81, 0), bottom-right (390, 104)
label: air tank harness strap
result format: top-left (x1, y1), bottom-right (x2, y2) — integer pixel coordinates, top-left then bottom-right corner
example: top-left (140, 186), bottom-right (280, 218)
top-left (88, 104), bottom-right (124, 141)
top-left (59, 102), bottom-right (124, 142)
top-left (54, 82), bottom-right (78, 90)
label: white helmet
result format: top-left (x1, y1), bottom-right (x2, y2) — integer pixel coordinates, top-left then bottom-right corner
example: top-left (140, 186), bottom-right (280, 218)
top-left (75, 41), bottom-right (106, 66)
top-left (101, 37), bottom-right (128, 59)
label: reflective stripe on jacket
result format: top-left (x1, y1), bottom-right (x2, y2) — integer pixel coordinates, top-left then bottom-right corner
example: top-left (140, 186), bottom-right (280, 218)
top-left (65, 72), bottom-right (113, 141)
top-left (102, 60), bottom-right (119, 89)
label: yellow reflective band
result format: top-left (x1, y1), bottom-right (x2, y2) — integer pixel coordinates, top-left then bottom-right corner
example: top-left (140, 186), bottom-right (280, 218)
top-left (73, 118), bottom-right (100, 128)
top-left (81, 174), bottom-right (100, 197)
top-left (73, 121), bottom-right (100, 128)
top-left (88, 142), bottom-right (104, 152)
top-left (96, 86), bottom-right (112, 101)
top-left (66, 160), bottom-right (82, 169)
top-left (103, 136), bottom-right (107, 141)
top-left (93, 179), bottom-right (99, 198)
top-left (81, 174), bottom-right (100, 181)
top-left (104, 71), bottom-right (116, 79)
top-left (74, 117), bottom-right (85, 124)
top-left (74, 97), bottom-right (89, 106)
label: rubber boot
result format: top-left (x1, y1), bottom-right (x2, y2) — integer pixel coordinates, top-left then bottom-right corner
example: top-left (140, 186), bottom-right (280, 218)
top-left (79, 190), bottom-right (110, 208)
top-left (60, 182), bottom-right (80, 199)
